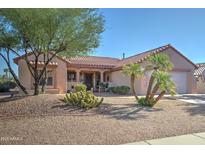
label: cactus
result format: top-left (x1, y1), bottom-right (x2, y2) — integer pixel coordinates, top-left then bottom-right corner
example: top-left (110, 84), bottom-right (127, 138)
top-left (64, 91), bottom-right (103, 109)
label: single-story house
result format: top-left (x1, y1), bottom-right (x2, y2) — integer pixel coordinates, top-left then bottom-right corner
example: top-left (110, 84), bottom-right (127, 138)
top-left (13, 44), bottom-right (197, 94)
top-left (194, 63), bottom-right (205, 93)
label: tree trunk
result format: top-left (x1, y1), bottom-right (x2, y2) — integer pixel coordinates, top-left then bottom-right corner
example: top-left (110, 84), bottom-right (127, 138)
top-left (8, 64), bottom-right (28, 95)
top-left (41, 74), bottom-right (47, 93)
top-left (34, 80), bottom-right (40, 95)
top-left (33, 54), bottom-right (40, 95)
top-left (145, 73), bottom-right (154, 101)
top-left (155, 91), bottom-right (166, 103)
top-left (41, 53), bottom-right (47, 93)
top-left (149, 83), bottom-right (159, 100)
top-left (131, 74), bottom-right (138, 100)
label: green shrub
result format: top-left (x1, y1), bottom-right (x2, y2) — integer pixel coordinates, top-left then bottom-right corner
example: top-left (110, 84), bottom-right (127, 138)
top-left (99, 82), bottom-right (109, 88)
top-left (109, 86), bottom-right (130, 95)
top-left (8, 81), bottom-right (17, 89)
top-left (64, 91), bottom-right (104, 109)
top-left (138, 97), bottom-right (156, 107)
top-left (75, 83), bottom-right (87, 92)
top-left (0, 81), bottom-right (16, 92)
top-left (0, 82), bottom-right (10, 92)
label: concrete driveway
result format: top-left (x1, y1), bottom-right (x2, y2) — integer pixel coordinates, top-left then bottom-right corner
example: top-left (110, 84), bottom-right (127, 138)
top-left (176, 94), bottom-right (205, 104)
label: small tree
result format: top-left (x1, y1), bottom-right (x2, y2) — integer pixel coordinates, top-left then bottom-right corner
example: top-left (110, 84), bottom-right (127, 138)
top-left (145, 53), bottom-right (173, 101)
top-left (0, 24), bottom-right (28, 94)
top-left (138, 53), bottom-right (176, 107)
top-left (122, 63), bottom-right (144, 100)
top-left (149, 71), bottom-right (176, 103)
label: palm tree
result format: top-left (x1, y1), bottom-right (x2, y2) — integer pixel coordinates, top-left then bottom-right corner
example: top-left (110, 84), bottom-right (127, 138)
top-left (149, 71), bottom-right (176, 104)
top-left (145, 53), bottom-right (173, 101)
top-left (122, 63), bottom-right (144, 100)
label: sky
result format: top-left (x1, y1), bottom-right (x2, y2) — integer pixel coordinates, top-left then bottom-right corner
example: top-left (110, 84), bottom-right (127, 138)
top-left (0, 8), bottom-right (205, 75)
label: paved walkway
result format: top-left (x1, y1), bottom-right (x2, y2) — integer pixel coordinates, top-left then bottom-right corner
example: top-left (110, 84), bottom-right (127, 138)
top-left (178, 94), bottom-right (205, 104)
top-left (126, 132), bottom-right (205, 145)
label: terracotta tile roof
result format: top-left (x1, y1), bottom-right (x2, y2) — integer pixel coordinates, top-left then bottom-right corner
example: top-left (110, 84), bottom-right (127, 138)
top-left (115, 44), bottom-right (170, 67)
top-left (67, 56), bottom-right (120, 69)
top-left (194, 63), bottom-right (205, 76)
top-left (13, 51), bottom-right (70, 64)
top-left (111, 44), bottom-right (197, 70)
top-left (13, 44), bottom-right (197, 70)
top-left (66, 44), bottom-right (172, 69)
top-left (29, 60), bottom-right (58, 66)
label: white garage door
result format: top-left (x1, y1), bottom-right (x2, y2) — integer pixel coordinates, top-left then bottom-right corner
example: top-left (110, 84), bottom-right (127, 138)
top-left (170, 72), bottom-right (187, 94)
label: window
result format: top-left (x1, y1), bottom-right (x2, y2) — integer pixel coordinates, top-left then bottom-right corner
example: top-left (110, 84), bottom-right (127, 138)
top-left (67, 71), bottom-right (76, 82)
top-left (39, 70), bottom-right (53, 86)
top-left (46, 71), bottom-right (53, 86)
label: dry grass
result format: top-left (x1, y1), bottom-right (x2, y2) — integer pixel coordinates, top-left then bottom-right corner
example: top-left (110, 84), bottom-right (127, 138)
top-left (0, 94), bottom-right (205, 144)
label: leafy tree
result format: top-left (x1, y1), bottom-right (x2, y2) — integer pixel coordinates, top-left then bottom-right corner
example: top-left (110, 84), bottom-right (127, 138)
top-left (0, 24), bottom-right (28, 94)
top-left (0, 9), bottom-right (104, 95)
top-left (122, 63), bottom-right (144, 100)
top-left (145, 53), bottom-right (173, 101)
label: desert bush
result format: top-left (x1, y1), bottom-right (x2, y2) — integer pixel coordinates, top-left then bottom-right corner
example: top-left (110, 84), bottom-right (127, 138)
top-left (109, 86), bottom-right (130, 95)
top-left (64, 91), bottom-right (103, 109)
top-left (0, 81), bottom-right (16, 92)
top-left (0, 82), bottom-right (10, 92)
top-left (99, 82), bottom-right (109, 88)
top-left (75, 83), bottom-right (87, 92)
top-left (8, 81), bottom-right (17, 89)
top-left (138, 97), bottom-right (156, 107)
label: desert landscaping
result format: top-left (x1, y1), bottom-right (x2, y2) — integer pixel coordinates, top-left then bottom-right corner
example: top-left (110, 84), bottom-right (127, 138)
top-left (0, 94), bottom-right (205, 144)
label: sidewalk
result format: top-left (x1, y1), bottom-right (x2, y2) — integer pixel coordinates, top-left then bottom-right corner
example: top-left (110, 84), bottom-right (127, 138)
top-left (126, 132), bottom-right (205, 145)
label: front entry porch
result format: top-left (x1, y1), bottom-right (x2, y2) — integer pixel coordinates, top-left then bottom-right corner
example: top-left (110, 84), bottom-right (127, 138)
top-left (67, 69), bottom-right (112, 92)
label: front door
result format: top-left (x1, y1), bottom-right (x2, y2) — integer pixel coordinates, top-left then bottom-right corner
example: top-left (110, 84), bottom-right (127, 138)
top-left (84, 73), bottom-right (93, 90)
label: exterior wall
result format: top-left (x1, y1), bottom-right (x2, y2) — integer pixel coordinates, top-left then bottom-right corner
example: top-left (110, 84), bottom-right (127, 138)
top-left (196, 77), bottom-right (205, 93)
top-left (18, 59), bottom-right (32, 91)
top-left (17, 54), bottom-right (67, 94)
top-left (187, 71), bottom-right (197, 93)
top-left (54, 58), bottom-right (67, 93)
top-left (111, 70), bottom-right (142, 94)
top-left (164, 48), bottom-right (194, 70)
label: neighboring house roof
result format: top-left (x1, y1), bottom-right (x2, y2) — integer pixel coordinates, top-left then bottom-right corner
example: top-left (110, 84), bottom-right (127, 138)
top-left (194, 63), bottom-right (205, 77)
top-left (13, 44), bottom-right (197, 70)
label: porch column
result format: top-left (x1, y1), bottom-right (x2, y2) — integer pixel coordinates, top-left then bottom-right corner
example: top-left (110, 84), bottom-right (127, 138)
top-left (76, 70), bottom-right (80, 82)
top-left (93, 72), bottom-right (96, 90)
top-left (100, 71), bottom-right (104, 83)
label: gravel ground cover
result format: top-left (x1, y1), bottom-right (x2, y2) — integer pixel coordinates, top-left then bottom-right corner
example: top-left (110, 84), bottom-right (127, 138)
top-left (0, 94), bottom-right (205, 144)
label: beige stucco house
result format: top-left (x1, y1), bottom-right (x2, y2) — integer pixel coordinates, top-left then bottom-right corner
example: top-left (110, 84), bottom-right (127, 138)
top-left (194, 63), bottom-right (205, 93)
top-left (13, 44), bottom-right (198, 94)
